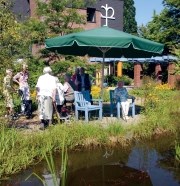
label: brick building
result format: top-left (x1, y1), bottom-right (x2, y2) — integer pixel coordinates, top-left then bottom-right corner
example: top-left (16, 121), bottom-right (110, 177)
top-left (11, 0), bottom-right (124, 30)
top-left (10, 0), bottom-right (177, 87)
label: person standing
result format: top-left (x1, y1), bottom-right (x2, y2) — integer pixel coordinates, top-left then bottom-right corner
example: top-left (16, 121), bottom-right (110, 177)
top-left (114, 81), bottom-right (133, 120)
top-left (71, 67), bottom-right (80, 91)
top-left (71, 67), bottom-right (80, 82)
top-left (36, 67), bottom-right (57, 129)
top-left (13, 63), bottom-right (32, 118)
top-left (76, 67), bottom-right (91, 92)
top-left (3, 69), bottom-right (14, 118)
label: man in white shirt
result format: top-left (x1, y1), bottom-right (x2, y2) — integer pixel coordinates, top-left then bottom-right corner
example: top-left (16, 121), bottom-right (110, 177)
top-left (36, 67), bottom-right (56, 129)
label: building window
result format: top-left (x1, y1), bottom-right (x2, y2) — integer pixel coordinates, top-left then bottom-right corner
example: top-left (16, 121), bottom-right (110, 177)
top-left (87, 7), bottom-right (96, 22)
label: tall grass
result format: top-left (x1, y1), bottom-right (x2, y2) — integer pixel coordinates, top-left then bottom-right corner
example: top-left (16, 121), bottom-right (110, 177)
top-left (44, 152), bottom-right (60, 186)
top-left (26, 144), bottom-right (67, 186)
top-left (130, 83), bottom-right (180, 138)
top-left (175, 141), bottom-right (180, 162)
top-left (0, 121), bottom-right (126, 178)
top-left (60, 135), bottom-right (68, 186)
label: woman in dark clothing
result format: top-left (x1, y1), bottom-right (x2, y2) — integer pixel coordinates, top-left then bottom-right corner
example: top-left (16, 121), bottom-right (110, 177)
top-left (75, 67), bottom-right (91, 92)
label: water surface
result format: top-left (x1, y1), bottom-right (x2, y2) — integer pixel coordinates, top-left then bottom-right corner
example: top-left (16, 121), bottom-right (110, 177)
top-left (1, 136), bottom-right (180, 186)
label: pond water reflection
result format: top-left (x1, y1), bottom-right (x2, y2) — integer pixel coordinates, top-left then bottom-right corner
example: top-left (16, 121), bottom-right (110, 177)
top-left (1, 136), bottom-right (180, 186)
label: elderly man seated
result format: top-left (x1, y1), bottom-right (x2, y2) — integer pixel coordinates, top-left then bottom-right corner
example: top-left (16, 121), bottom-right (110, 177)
top-left (114, 81), bottom-right (135, 120)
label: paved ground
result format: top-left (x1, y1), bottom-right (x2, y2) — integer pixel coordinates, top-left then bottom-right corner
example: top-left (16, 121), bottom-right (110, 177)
top-left (7, 99), bottom-right (144, 131)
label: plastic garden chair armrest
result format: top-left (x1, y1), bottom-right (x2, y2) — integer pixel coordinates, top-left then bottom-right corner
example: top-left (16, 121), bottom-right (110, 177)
top-left (128, 95), bottom-right (135, 102)
top-left (76, 100), bottom-right (90, 105)
top-left (92, 98), bottom-right (103, 102)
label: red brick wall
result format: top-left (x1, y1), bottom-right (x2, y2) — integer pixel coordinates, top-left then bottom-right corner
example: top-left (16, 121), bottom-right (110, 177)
top-left (72, 9), bottom-right (101, 30)
top-left (29, 0), bottom-right (36, 18)
top-left (134, 63), bottom-right (142, 87)
top-left (168, 62), bottom-right (176, 87)
top-left (155, 63), bottom-right (162, 84)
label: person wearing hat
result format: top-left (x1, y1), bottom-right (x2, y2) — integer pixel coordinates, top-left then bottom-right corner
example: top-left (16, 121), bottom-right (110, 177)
top-left (36, 66), bottom-right (57, 129)
top-left (13, 63), bottom-right (32, 118)
top-left (3, 69), bottom-right (14, 117)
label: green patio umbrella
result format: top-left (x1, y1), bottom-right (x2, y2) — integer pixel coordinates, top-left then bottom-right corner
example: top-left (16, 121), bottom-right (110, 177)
top-left (45, 26), bottom-right (164, 89)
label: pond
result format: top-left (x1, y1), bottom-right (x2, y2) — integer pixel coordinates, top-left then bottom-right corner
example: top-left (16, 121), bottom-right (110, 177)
top-left (1, 136), bottom-right (180, 186)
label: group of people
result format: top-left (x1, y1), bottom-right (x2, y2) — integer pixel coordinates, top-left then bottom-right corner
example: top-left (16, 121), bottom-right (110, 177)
top-left (3, 64), bottom-right (91, 129)
top-left (36, 66), bottom-right (91, 129)
top-left (3, 64), bottom-right (32, 119)
top-left (3, 63), bottom-right (134, 126)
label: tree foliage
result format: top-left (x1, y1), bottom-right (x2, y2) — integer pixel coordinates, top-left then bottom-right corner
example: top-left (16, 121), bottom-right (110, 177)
top-left (36, 0), bottom-right (95, 37)
top-left (123, 0), bottom-right (137, 34)
top-left (0, 0), bottom-right (31, 69)
top-left (22, 18), bottom-right (47, 44)
top-left (138, 0), bottom-right (180, 48)
top-left (171, 45), bottom-right (180, 75)
top-left (122, 0), bottom-right (137, 77)
top-left (137, 0), bottom-right (180, 86)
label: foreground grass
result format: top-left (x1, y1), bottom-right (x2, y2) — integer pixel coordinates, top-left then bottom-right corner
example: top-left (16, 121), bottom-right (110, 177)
top-left (0, 121), bottom-right (127, 178)
top-left (0, 89), bottom-right (180, 178)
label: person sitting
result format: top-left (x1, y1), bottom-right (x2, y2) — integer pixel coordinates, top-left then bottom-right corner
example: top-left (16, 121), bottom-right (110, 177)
top-left (63, 74), bottom-right (75, 104)
top-left (36, 67), bottom-right (57, 129)
top-left (55, 77), bottom-right (65, 115)
top-left (114, 81), bottom-right (135, 120)
top-left (62, 74), bottom-right (76, 115)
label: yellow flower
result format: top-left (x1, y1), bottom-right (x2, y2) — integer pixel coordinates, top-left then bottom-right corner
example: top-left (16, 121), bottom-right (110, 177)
top-left (30, 90), bottom-right (37, 99)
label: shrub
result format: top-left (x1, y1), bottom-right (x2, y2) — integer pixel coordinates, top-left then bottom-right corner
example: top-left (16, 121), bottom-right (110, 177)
top-left (105, 75), bottom-right (133, 86)
top-left (115, 75), bottom-right (133, 85)
top-left (91, 86), bottom-right (110, 102)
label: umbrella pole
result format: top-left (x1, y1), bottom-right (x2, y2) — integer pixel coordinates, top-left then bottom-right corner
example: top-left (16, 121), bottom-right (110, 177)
top-left (100, 51), bottom-right (105, 98)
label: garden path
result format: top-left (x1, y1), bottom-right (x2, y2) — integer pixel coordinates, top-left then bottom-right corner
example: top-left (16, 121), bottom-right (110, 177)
top-left (8, 99), bottom-right (143, 131)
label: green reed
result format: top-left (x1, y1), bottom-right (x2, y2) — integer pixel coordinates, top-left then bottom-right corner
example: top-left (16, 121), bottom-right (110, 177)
top-left (26, 134), bottom-right (68, 186)
top-left (60, 134), bottom-right (68, 186)
top-left (175, 141), bottom-right (180, 162)
top-left (0, 121), bottom-right (125, 178)
top-left (44, 152), bottom-right (60, 186)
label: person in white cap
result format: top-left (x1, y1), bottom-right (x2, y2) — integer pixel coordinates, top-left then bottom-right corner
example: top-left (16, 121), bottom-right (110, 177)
top-left (36, 66), bottom-right (57, 129)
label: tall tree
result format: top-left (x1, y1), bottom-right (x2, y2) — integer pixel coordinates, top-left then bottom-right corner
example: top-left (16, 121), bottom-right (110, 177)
top-left (138, 0), bottom-right (180, 48)
top-left (36, 0), bottom-right (95, 37)
top-left (123, 0), bottom-right (137, 78)
top-left (31, 0), bottom-right (96, 62)
top-left (0, 0), bottom-right (30, 68)
top-left (123, 0), bottom-right (137, 34)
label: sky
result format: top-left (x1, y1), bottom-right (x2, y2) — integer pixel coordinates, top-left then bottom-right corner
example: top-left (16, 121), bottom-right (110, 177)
top-left (134, 0), bottom-right (164, 26)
